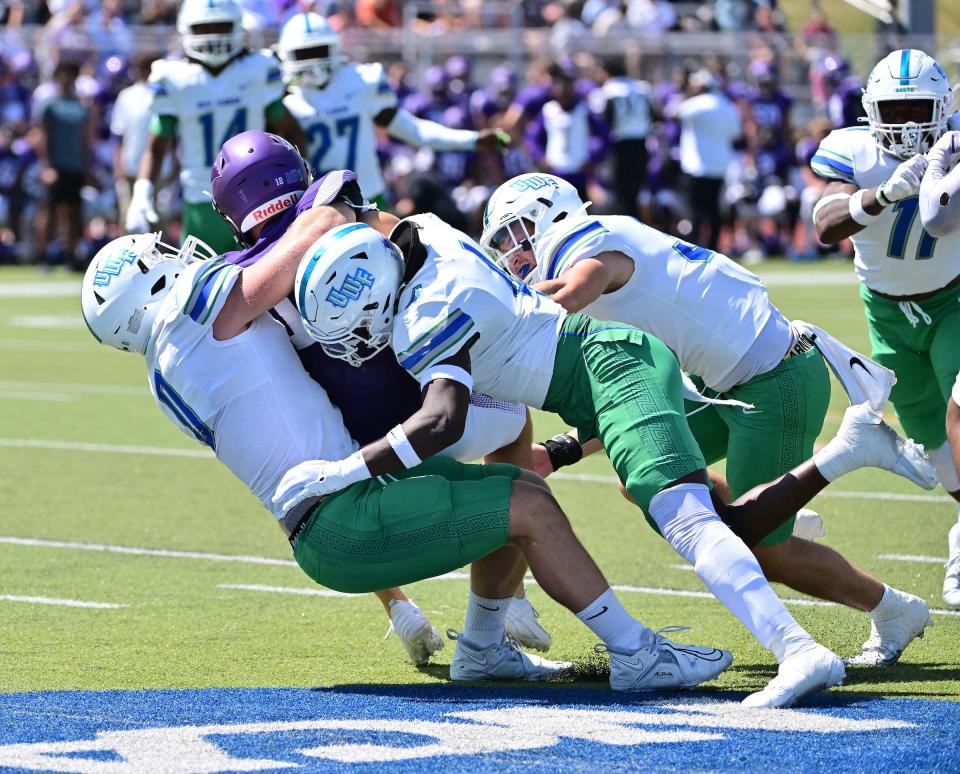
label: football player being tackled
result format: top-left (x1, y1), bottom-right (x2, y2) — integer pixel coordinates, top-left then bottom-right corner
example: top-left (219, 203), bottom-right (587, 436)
top-left (208, 131), bottom-right (549, 664)
top-left (811, 49), bottom-right (960, 608)
top-left (289, 210), bottom-right (935, 708)
top-left (479, 171), bottom-right (934, 668)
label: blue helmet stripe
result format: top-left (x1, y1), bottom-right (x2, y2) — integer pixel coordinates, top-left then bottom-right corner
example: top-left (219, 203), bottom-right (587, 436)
top-left (900, 49), bottom-right (911, 85)
top-left (304, 12), bottom-right (312, 33)
top-left (296, 223), bottom-right (370, 315)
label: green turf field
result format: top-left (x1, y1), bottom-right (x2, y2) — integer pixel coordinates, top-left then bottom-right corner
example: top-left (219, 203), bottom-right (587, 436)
top-left (1, 260), bottom-right (958, 702)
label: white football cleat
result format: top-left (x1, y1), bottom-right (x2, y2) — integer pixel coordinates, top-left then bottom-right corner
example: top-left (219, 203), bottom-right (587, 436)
top-left (943, 521), bottom-right (960, 609)
top-left (742, 643), bottom-right (845, 708)
top-left (827, 403), bottom-right (938, 490)
top-left (447, 629), bottom-right (572, 682)
top-left (505, 596), bottom-right (552, 652)
top-left (792, 509), bottom-right (825, 541)
top-left (606, 626), bottom-right (733, 692)
top-left (385, 600), bottom-right (443, 665)
top-left (845, 589), bottom-right (932, 666)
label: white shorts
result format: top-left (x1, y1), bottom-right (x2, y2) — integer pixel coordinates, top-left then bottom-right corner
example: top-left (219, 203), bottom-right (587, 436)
top-left (953, 371), bottom-right (960, 407)
top-left (442, 393), bottom-right (527, 463)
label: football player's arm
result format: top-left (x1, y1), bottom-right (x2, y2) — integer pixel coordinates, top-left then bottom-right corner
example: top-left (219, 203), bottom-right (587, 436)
top-left (265, 99), bottom-right (307, 157)
top-left (356, 346), bottom-right (474, 476)
top-left (213, 203), bottom-right (352, 340)
top-left (375, 106), bottom-right (508, 152)
top-left (919, 131), bottom-right (960, 238)
top-left (533, 256), bottom-right (613, 313)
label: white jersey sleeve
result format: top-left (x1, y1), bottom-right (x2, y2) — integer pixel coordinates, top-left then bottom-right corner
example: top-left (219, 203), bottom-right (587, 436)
top-left (356, 61), bottom-right (399, 117)
top-left (394, 214), bottom-right (565, 407)
top-left (146, 59), bottom-right (179, 121)
top-left (812, 126), bottom-right (960, 295)
top-left (953, 370), bottom-right (960, 407)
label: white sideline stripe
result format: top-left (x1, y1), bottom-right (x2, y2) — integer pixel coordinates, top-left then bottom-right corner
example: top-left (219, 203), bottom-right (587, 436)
top-left (218, 583), bottom-right (353, 598)
top-left (551, 471), bottom-right (954, 504)
top-left (8, 315), bottom-right (82, 329)
top-left (0, 338), bottom-right (96, 353)
top-left (1, 438), bottom-right (949, 506)
top-left (879, 553), bottom-right (945, 564)
top-left (0, 536), bottom-right (298, 567)
top-left (0, 380), bottom-right (145, 396)
top-left (0, 390), bottom-right (73, 402)
top-left (0, 281), bottom-right (80, 297)
top-left (0, 594), bottom-right (126, 609)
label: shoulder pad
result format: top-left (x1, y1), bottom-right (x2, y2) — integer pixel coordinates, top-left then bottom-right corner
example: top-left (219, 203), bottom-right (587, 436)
top-left (810, 129), bottom-right (859, 183)
top-left (355, 61), bottom-right (392, 96)
top-left (538, 216), bottom-right (609, 281)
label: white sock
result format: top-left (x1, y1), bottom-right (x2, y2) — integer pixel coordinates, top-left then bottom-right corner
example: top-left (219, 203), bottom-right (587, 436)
top-left (812, 403), bottom-right (879, 482)
top-left (463, 592), bottom-right (510, 649)
top-left (870, 585), bottom-right (902, 621)
top-left (576, 587), bottom-right (653, 654)
top-left (928, 441), bottom-right (960, 493)
top-left (649, 483), bottom-right (814, 663)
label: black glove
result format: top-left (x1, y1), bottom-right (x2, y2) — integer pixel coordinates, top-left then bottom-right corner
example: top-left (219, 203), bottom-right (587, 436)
top-left (540, 433), bottom-right (583, 472)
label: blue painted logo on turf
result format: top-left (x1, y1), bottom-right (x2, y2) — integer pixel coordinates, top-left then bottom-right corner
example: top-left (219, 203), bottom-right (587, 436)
top-left (0, 688), bottom-right (957, 772)
top-left (326, 268), bottom-right (376, 308)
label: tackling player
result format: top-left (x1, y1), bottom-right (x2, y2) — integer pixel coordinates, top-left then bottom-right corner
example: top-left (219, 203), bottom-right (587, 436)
top-left (78, 206), bottom-right (736, 694)
top-left (208, 130), bottom-right (548, 663)
top-left (124, 0), bottom-right (305, 253)
top-left (289, 214), bottom-right (936, 707)
top-left (479, 172), bottom-right (933, 667)
top-left (811, 49), bottom-right (960, 608)
top-left (276, 12), bottom-right (509, 209)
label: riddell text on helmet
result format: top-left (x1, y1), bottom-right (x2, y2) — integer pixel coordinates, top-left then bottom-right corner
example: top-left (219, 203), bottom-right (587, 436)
top-left (240, 192), bottom-right (303, 232)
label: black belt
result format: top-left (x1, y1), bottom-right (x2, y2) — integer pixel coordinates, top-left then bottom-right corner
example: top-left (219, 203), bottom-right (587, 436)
top-left (281, 496), bottom-right (326, 548)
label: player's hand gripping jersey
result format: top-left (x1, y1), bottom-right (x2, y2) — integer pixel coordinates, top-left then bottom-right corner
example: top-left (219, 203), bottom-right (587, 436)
top-left (812, 118), bottom-right (960, 295)
top-left (392, 214), bottom-right (566, 407)
top-left (283, 63), bottom-right (396, 200)
top-left (148, 51), bottom-right (285, 204)
top-left (536, 215), bottom-right (789, 392)
top-left (146, 257), bottom-right (356, 519)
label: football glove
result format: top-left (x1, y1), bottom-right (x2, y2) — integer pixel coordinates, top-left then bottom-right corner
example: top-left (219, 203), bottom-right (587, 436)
top-left (877, 154), bottom-right (929, 206)
top-left (273, 452), bottom-right (370, 514)
top-left (124, 179), bottom-right (159, 233)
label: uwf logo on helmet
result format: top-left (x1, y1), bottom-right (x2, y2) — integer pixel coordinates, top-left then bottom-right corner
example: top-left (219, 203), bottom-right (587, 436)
top-left (93, 248), bottom-right (138, 288)
top-left (326, 267), bottom-right (376, 308)
top-left (510, 175), bottom-right (559, 193)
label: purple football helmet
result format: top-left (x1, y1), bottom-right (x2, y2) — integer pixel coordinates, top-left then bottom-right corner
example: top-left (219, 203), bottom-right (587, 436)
top-left (210, 130), bottom-right (310, 246)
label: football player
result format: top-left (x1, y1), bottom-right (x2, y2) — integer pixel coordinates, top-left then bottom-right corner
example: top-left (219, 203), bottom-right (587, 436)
top-left (276, 12), bottom-right (509, 210)
top-left (209, 130), bottom-right (549, 662)
top-left (289, 215), bottom-right (935, 707)
top-left (479, 172), bottom-right (933, 667)
top-left (124, 0), bottom-right (305, 253)
top-left (79, 209), bottom-right (735, 693)
top-left (811, 49), bottom-right (960, 608)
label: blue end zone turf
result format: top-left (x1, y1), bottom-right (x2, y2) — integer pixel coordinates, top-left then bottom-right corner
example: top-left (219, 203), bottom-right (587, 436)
top-left (0, 686), bottom-right (957, 772)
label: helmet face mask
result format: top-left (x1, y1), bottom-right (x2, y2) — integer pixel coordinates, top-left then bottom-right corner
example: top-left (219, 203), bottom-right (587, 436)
top-left (81, 233), bottom-right (209, 354)
top-left (862, 49), bottom-right (953, 159)
top-left (177, 0), bottom-right (245, 68)
top-left (294, 224), bottom-right (404, 367)
top-left (278, 13), bottom-right (341, 88)
top-left (480, 174), bottom-right (586, 284)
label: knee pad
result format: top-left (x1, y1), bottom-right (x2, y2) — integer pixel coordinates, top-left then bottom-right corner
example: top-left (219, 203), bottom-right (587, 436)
top-left (928, 440), bottom-right (960, 493)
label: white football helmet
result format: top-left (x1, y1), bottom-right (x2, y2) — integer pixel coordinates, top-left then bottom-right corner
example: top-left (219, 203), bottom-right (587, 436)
top-left (480, 174), bottom-right (587, 282)
top-left (862, 48), bottom-right (954, 159)
top-left (278, 12), bottom-right (341, 88)
top-left (177, 0), bottom-right (246, 68)
top-left (294, 223), bottom-right (403, 367)
top-left (81, 233), bottom-right (215, 354)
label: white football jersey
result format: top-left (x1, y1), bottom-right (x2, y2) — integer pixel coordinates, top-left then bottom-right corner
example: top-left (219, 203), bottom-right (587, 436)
top-left (393, 214), bottom-right (565, 408)
top-left (812, 120), bottom-right (960, 295)
top-left (283, 62), bottom-right (397, 199)
top-left (148, 51), bottom-right (285, 203)
top-left (535, 215), bottom-right (788, 392)
top-left (145, 258), bottom-right (357, 521)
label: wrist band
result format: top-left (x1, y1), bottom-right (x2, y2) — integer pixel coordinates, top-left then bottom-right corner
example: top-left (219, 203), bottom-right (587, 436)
top-left (849, 189), bottom-right (880, 225)
top-left (387, 424), bottom-right (422, 469)
top-left (541, 433), bottom-right (583, 471)
top-left (340, 449), bottom-right (372, 483)
top-left (875, 185), bottom-right (893, 208)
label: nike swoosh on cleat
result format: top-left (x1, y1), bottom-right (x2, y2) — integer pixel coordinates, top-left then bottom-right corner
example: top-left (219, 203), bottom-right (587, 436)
top-left (584, 605), bottom-right (609, 621)
top-left (849, 356), bottom-right (877, 380)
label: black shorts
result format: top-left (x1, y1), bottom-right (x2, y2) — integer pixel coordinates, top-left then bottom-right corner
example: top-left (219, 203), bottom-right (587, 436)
top-left (49, 170), bottom-right (84, 204)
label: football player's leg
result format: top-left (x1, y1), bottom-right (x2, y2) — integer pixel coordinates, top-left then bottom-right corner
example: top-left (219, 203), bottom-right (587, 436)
top-left (947, 382), bottom-right (960, 608)
top-left (582, 332), bottom-right (842, 706)
top-left (182, 201), bottom-right (241, 255)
